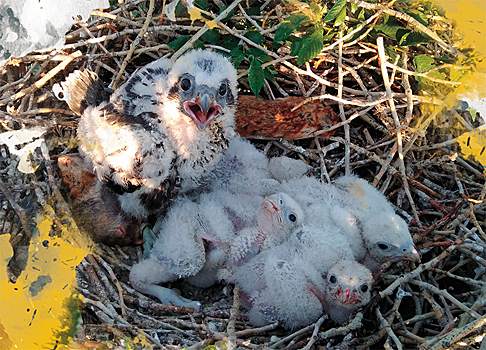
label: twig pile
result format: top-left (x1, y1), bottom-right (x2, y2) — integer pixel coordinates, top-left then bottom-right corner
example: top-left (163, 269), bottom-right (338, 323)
top-left (0, 0), bottom-right (485, 349)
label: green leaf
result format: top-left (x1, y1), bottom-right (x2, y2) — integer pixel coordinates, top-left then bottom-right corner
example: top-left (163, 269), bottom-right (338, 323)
top-left (201, 28), bottom-right (220, 44)
top-left (244, 31), bottom-right (265, 44)
top-left (273, 13), bottom-right (309, 46)
top-left (273, 21), bottom-right (296, 44)
top-left (467, 107), bottom-right (478, 122)
top-left (413, 55), bottom-right (435, 73)
top-left (404, 10), bottom-right (428, 26)
top-left (400, 31), bottom-right (431, 46)
top-left (248, 58), bottom-right (265, 97)
top-left (246, 47), bottom-right (268, 59)
top-left (230, 47), bottom-right (245, 68)
top-left (323, 0), bottom-right (347, 22)
top-left (290, 36), bottom-right (303, 56)
top-left (309, 2), bottom-right (324, 21)
top-left (297, 27), bottom-right (324, 66)
top-left (374, 24), bottom-right (405, 41)
top-left (131, 10), bottom-right (140, 17)
top-left (192, 40), bottom-right (206, 50)
top-left (247, 6), bottom-right (261, 16)
top-left (334, 5), bottom-right (346, 27)
top-left (218, 5), bottom-right (235, 22)
top-left (264, 66), bottom-right (277, 82)
top-left (288, 13), bottom-right (310, 26)
top-left (168, 35), bottom-right (191, 51)
top-left (350, 2), bottom-right (358, 13)
top-left (357, 8), bottom-right (365, 21)
top-left (220, 34), bottom-right (239, 50)
top-left (194, 0), bottom-right (207, 10)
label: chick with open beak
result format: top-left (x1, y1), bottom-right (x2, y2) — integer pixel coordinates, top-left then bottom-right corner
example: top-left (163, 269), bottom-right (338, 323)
top-left (183, 85), bottom-right (222, 130)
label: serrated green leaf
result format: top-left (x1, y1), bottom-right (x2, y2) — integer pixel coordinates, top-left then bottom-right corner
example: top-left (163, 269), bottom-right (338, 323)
top-left (230, 47), bottom-right (245, 68)
top-left (274, 22), bottom-right (296, 44)
top-left (168, 35), bottom-right (191, 51)
top-left (413, 55), bottom-right (435, 72)
top-left (297, 27), bottom-right (324, 66)
top-left (334, 6), bottom-right (346, 27)
top-left (290, 36), bottom-right (303, 56)
top-left (248, 58), bottom-right (265, 97)
top-left (244, 31), bottom-right (266, 44)
top-left (201, 28), bottom-right (220, 44)
top-left (413, 53), bottom-right (448, 90)
top-left (323, 0), bottom-right (347, 22)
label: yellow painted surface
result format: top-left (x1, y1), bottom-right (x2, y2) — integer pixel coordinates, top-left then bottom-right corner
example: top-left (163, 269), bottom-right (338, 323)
top-left (0, 203), bottom-right (91, 349)
top-left (420, 1), bottom-right (486, 170)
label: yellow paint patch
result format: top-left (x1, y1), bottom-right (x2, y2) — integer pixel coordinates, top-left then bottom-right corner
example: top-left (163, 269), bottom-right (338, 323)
top-left (188, 7), bottom-right (203, 22)
top-left (206, 20), bottom-right (218, 29)
top-left (0, 200), bottom-right (92, 349)
top-left (458, 128), bottom-right (486, 171)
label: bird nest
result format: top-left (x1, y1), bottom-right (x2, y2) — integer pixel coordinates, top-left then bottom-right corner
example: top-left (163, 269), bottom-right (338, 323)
top-left (0, 0), bottom-right (485, 349)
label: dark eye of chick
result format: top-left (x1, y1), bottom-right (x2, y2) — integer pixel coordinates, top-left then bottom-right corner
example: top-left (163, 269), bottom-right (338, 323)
top-left (360, 284), bottom-right (369, 293)
top-left (181, 78), bottom-right (191, 91)
top-left (218, 83), bottom-right (227, 96)
top-left (329, 275), bottom-right (337, 284)
top-left (288, 213), bottom-right (297, 222)
top-left (378, 243), bottom-right (390, 251)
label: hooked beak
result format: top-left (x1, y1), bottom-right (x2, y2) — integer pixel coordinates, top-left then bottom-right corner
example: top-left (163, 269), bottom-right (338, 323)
top-left (183, 87), bottom-right (222, 130)
top-left (402, 243), bottom-right (421, 262)
top-left (389, 242), bottom-right (421, 262)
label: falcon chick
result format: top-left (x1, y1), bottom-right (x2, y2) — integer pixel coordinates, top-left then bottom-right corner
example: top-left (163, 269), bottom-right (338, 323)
top-left (129, 190), bottom-right (304, 308)
top-left (334, 175), bottom-right (420, 271)
top-left (235, 222), bottom-right (373, 328)
top-left (55, 50), bottom-right (238, 219)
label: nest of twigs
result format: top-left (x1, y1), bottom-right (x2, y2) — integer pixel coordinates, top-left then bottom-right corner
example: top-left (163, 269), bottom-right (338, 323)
top-left (1, 0), bottom-right (485, 349)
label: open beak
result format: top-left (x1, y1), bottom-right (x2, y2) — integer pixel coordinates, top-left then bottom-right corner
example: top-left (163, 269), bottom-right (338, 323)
top-left (183, 87), bottom-right (222, 130)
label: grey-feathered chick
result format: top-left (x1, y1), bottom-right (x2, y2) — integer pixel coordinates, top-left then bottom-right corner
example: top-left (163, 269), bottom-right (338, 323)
top-left (334, 175), bottom-right (420, 271)
top-left (55, 50), bottom-right (238, 219)
top-left (129, 190), bottom-right (304, 307)
top-left (281, 176), bottom-right (367, 262)
top-left (235, 222), bottom-right (373, 328)
top-left (206, 137), bottom-right (280, 197)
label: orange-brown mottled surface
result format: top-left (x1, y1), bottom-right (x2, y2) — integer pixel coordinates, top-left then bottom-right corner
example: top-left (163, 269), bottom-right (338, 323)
top-left (235, 95), bottom-right (338, 139)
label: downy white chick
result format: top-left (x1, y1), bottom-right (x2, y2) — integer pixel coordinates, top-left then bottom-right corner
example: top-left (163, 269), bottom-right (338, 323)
top-left (235, 222), bottom-right (373, 328)
top-left (333, 174), bottom-right (420, 271)
top-left (54, 50), bottom-right (238, 219)
top-left (129, 191), bottom-right (304, 308)
top-left (205, 137), bottom-right (280, 197)
top-left (281, 176), bottom-right (367, 262)
top-left (267, 156), bottom-right (312, 183)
